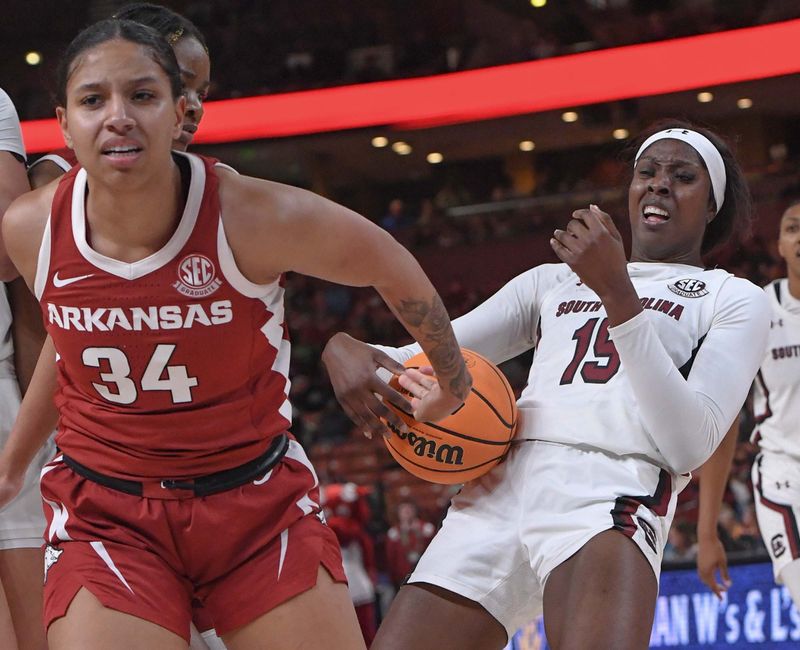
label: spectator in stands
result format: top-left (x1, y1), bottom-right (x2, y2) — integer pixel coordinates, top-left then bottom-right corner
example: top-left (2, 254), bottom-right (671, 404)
top-left (384, 502), bottom-right (436, 591)
top-left (322, 483), bottom-right (379, 645)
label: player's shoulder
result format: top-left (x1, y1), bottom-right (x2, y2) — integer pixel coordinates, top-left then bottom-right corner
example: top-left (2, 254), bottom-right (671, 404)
top-left (716, 273), bottom-right (770, 313)
top-left (761, 278), bottom-right (784, 304)
top-left (4, 180), bottom-right (56, 228)
top-left (2, 181), bottom-right (57, 281)
top-left (514, 262), bottom-right (574, 286)
top-left (0, 88), bottom-right (15, 117)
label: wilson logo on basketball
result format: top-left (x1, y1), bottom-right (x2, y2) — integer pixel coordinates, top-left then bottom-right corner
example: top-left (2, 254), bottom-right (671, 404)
top-left (668, 278), bottom-right (708, 298)
top-left (173, 254), bottom-right (222, 298)
top-left (387, 423), bottom-right (465, 466)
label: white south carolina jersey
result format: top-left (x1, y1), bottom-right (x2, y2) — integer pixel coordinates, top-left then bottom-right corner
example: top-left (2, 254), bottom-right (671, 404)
top-left (0, 87), bottom-right (26, 378)
top-left (753, 279), bottom-right (800, 460)
top-left (377, 262), bottom-right (769, 474)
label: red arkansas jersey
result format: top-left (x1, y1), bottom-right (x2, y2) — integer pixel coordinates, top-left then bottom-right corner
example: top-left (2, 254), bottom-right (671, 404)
top-left (35, 152), bottom-right (292, 480)
top-left (29, 147), bottom-right (79, 174)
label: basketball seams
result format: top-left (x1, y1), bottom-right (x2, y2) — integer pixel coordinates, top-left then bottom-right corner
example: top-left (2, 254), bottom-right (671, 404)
top-left (476, 351), bottom-right (518, 432)
top-left (470, 387), bottom-right (514, 432)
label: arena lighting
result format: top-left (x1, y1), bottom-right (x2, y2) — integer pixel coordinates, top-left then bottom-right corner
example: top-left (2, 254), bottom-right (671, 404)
top-left (737, 97), bottom-right (753, 109)
top-left (612, 128), bottom-right (629, 140)
top-left (20, 19), bottom-right (800, 153)
top-left (696, 91), bottom-right (714, 103)
top-left (519, 140), bottom-right (535, 151)
top-left (371, 135), bottom-right (389, 147)
top-left (561, 111), bottom-right (579, 123)
top-left (426, 152), bottom-right (444, 163)
top-left (25, 51), bottom-right (42, 66)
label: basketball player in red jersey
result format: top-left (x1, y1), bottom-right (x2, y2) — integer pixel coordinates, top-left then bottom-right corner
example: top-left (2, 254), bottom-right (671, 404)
top-left (0, 18), bottom-right (470, 650)
top-left (25, 6), bottom-right (218, 647)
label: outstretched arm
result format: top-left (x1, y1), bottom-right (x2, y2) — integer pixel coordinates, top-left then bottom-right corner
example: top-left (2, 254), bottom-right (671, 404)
top-left (219, 172), bottom-right (471, 423)
top-left (323, 266), bottom-right (546, 437)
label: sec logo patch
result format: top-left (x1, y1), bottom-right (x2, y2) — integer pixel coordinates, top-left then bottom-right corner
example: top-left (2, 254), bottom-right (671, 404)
top-left (173, 254), bottom-right (223, 297)
top-left (668, 278), bottom-right (708, 298)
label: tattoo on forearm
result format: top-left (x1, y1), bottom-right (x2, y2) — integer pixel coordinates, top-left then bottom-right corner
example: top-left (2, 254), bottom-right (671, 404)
top-left (398, 294), bottom-right (471, 400)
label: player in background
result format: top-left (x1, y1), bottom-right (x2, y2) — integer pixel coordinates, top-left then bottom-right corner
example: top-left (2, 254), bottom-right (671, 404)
top-left (0, 19), bottom-right (469, 650)
top-left (0, 87), bottom-right (49, 650)
top-left (697, 201), bottom-right (800, 605)
top-left (322, 121), bottom-right (770, 649)
top-left (25, 6), bottom-right (215, 647)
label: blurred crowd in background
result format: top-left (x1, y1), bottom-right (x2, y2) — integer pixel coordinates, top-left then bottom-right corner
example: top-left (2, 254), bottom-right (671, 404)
top-left (4, 0), bottom-right (800, 119)
top-left (5, 0), bottom-right (800, 634)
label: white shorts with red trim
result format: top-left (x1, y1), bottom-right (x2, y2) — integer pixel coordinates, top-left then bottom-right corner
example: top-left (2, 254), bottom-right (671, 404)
top-left (408, 440), bottom-right (688, 639)
top-left (752, 451), bottom-right (800, 582)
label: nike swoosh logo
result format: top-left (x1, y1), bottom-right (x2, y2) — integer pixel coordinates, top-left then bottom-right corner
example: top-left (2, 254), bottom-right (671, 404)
top-left (53, 272), bottom-right (94, 288)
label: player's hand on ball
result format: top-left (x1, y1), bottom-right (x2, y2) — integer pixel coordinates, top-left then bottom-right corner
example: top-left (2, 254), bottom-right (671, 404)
top-left (550, 204), bottom-right (629, 298)
top-left (322, 332), bottom-right (411, 439)
top-left (398, 367), bottom-right (464, 423)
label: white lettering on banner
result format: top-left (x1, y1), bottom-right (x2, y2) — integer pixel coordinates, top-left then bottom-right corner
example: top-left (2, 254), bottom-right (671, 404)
top-left (651, 597), bottom-right (672, 646)
top-left (791, 595), bottom-right (800, 640)
top-left (691, 592), bottom-right (720, 644)
top-left (771, 588), bottom-right (789, 642)
top-left (46, 300), bottom-right (233, 331)
top-left (672, 596), bottom-right (690, 645)
top-left (651, 596), bottom-right (690, 647)
top-left (744, 590), bottom-right (766, 642)
top-left (725, 603), bottom-right (741, 644)
top-left (512, 565), bottom-right (800, 647)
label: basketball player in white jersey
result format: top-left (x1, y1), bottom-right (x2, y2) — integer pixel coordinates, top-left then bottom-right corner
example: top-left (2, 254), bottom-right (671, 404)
top-left (0, 87), bottom-right (50, 650)
top-left (322, 121), bottom-right (771, 649)
top-left (698, 201), bottom-right (800, 606)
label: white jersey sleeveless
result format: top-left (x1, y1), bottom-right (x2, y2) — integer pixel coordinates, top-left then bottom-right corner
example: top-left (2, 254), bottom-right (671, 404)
top-left (377, 262), bottom-right (768, 473)
top-left (752, 279), bottom-right (800, 460)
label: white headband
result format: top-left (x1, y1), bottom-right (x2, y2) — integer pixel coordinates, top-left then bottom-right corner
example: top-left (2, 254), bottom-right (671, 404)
top-left (634, 128), bottom-right (726, 214)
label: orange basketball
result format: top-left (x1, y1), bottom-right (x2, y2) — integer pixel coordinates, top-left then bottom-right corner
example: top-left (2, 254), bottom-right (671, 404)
top-left (383, 348), bottom-right (517, 484)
